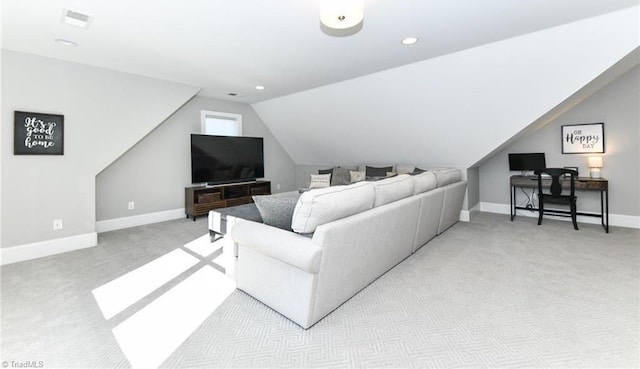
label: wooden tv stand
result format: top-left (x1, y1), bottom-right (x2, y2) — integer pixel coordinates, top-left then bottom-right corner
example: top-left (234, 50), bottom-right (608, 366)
top-left (185, 180), bottom-right (271, 221)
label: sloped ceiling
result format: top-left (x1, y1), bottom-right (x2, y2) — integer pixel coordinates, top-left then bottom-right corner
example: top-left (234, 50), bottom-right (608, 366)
top-left (252, 7), bottom-right (639, 168)
top-left (1, 0), bottom-right (638, 104)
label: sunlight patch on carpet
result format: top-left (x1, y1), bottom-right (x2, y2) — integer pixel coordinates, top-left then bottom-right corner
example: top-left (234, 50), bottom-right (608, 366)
top-left (183, 233), bottom-right (221, 258)
top-left (112, 266), bottom-right (236, 369)
top-left (92, 249), bottom-right (199, 320)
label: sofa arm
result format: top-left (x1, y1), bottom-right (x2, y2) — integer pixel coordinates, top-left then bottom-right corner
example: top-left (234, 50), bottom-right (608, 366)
top-left (231, 220), bottom-right (322, 274)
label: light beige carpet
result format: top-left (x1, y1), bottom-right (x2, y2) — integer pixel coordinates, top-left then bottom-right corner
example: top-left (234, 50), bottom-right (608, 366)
top-left (1, 213), bottom-right (638, 368)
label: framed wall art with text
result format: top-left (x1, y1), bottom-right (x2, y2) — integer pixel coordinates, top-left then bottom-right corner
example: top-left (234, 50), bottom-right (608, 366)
top-left (561, 122), bottom-right (604, 154)
top-left (14, 111), bottom-right (64, 155)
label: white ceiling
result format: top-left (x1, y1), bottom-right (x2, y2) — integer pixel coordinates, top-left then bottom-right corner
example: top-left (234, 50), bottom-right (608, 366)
top-left (2, 0), bottom-right (638, 104)
top-left (252, 6), bottom-right (639, 167)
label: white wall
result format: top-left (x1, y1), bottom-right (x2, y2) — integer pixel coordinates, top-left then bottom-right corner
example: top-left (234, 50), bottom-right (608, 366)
top-left (252, 7), bottom-right (638, 168)
top-left (479, 66), bottom-right (639, 226)
top-left (1, 50), bottom-right (199, 250)
top-left (96, 96), bottom-right (296, 224)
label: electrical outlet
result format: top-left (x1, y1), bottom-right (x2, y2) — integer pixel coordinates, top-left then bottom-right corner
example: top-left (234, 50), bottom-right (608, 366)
top-left (53, 219), bottom-right (63, 230)
top-left (128, 201), bottom-right (135, 210)
top-left (276, 184), bottom-right (281, 190)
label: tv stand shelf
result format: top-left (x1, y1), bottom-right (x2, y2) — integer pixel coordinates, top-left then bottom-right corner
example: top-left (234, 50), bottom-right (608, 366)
top-left (185, 180), bottom-right (271, 221)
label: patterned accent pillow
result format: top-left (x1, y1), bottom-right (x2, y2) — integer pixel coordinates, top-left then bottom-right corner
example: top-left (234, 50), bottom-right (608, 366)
top-left (350, 170), bottom-right (365, 183)
top-left (309, 174), bottom-right (331, 188)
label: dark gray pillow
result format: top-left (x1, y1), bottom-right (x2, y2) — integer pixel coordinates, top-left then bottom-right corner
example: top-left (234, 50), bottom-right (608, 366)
top-left (410, 167), bottom-right (427, 175)
top-left (318, 168), bottom-right (333, 176)
top-left (252, 192), bottom-right (301, 231)
top-left (366, 165), bottom-right (393, 177)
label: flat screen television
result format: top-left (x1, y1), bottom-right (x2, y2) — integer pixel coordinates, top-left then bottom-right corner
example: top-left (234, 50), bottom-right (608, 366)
top-left (508, 153), bottom-right (546, 172)
top-left (191, 134), bottom-right (264, 185)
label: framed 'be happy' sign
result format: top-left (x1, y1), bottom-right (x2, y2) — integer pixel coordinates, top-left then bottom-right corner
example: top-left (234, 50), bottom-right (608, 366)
top-left (14, 111), bottom-right (64, 155)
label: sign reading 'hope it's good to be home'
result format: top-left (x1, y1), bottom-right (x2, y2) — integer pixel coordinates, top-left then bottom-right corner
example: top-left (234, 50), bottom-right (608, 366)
top-left (14, 111), bottom-right (64, 155)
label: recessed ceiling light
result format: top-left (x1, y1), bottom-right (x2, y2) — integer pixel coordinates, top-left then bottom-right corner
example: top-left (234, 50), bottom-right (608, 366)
top-left (401, 37), bottom-right (419, 45)
top-left (54, 39), bottom-right (78, 47)
top-left (61, 9), bottom-right (93, 29)
top-left (255, 85), bottom-right (265, 90)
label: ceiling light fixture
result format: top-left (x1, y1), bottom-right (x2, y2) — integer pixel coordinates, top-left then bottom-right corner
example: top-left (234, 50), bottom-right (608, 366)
top-left (54, 38), bottom-right (78, 47)
top-left (320, 0), bottom-right (364, 30)
top-left (61, 9), bottom-right (93, 29)
top-left (401, 37), bottom-right (419, 45)
top-left (255, 85), bottom-right (265, 90)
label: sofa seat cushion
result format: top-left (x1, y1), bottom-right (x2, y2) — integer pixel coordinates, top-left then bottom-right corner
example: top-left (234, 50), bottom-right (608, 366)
top-left (291, 182), bottom-right (374, 233)
top-left (433, 168), bottom-right (462, 187)
top-left (252, 191), bottom-right (301, 231)
top-left (372, 174), bottom-right (414, 207)
top-left (412, 171), bottom-right (437, 194)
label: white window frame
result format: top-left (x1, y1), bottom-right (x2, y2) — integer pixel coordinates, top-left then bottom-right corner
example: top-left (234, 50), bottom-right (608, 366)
top-left (200, 110), bottom-right (242, 136)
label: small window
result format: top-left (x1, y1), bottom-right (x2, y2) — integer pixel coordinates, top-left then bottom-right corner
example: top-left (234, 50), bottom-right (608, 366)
top-left (201, 110), bottom-right (242, 136)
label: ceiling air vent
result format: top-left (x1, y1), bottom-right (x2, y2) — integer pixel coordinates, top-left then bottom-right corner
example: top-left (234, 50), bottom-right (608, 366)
top-left (61, 9), bottom-right (93, 29)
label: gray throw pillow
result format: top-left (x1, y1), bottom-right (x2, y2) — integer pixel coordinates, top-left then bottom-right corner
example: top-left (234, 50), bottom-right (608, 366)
top-left (331, 167), bottom-right (353, 186)
top-left (252, 192), bottom-right (301, 231)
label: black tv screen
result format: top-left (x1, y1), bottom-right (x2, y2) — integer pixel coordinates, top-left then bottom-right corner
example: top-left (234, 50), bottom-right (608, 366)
top-left (508, 153), bottom-right (546, 172)
top-left (191, 134), bottom-right (264, 185)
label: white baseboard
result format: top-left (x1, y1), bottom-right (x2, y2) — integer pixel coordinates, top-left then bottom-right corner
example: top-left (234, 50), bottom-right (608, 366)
top-left (479, 202), bottom-right (640, 229)
top-left (96, 208), bottom-right (186, 233)
top-left (459, 203), bottom-right (481, 222)
top-left (1, 232), bottom-right (98, 265)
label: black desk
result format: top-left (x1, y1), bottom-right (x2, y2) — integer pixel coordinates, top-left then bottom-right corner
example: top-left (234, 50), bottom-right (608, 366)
top-left (510, 175), bottom-right (609, 233)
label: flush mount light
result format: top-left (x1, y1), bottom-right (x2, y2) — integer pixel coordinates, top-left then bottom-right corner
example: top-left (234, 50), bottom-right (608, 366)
top-left (255, 85), bottom-right (265, 90)
top-left (320, 0), bottom-right (364, 30)
top-left (228, 93), bottom-right (238, 96)
top-left (55, 38), bottom-right (78, 47)
top-left (61, 9), bottom-right (93, 29)
top-left (401, 37), bottom-right (419, 45)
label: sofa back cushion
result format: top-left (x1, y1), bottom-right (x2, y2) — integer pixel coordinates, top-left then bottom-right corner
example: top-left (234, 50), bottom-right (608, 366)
top-left (412, 171), bottom-right (437, 194)
top-left (372, 174), bottom-right (414, 207)
top-left (433, 168), bottom-right (462, 187)
top-left (291, 182), bottom-right (374, 234)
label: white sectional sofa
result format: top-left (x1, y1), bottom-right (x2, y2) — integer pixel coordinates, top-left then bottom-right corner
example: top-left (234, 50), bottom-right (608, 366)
top-left (228, 169), bottom-right (467, 329)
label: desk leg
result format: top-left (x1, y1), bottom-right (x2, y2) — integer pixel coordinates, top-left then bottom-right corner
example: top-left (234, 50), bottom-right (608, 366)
top-left (602, 189), bottom-right (609, 233)
top-left (510, 185), bottom-right (515, 221)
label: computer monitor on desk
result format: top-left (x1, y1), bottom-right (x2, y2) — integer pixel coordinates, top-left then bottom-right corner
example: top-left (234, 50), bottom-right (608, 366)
top-left (509, 153), bottom-right (546, 176)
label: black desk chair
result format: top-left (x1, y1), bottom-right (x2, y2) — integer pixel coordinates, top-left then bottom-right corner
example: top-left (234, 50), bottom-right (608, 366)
top-left (534, 168), bottom-right (579, 230)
